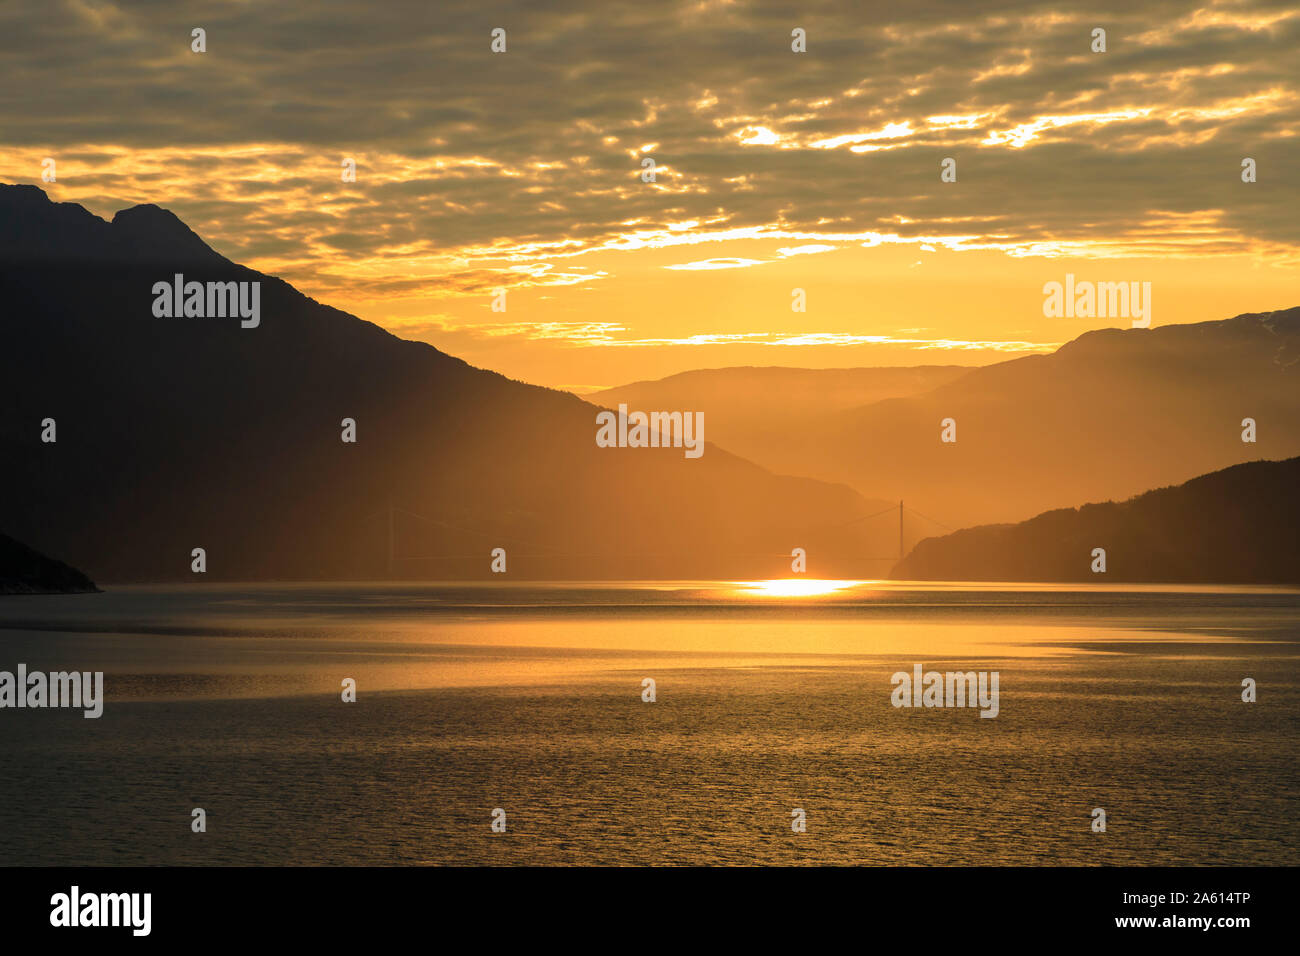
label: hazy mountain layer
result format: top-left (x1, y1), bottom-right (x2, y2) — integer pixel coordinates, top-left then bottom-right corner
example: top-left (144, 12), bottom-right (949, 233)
top-left (592, 364), bottom-right (968, 463)
top-left (605, 310), bottom-right (1300, 532)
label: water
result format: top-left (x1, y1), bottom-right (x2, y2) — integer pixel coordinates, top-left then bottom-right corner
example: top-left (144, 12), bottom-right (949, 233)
top-left (1, 581), bottom-right (1297, 865)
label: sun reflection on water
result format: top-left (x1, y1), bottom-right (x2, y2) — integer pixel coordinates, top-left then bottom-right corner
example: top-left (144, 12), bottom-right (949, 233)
top-left (734, 579), bottom-right (864, 598)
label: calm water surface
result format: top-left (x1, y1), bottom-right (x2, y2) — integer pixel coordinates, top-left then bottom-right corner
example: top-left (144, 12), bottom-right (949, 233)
top-left (1, 581), bottom-right (1296, 865)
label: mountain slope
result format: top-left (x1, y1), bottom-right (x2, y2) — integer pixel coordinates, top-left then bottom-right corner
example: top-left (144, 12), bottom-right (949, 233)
top-left (0, 184), bottom-right (888, 582)
top-left (591, 364), bottom-right (968, 468)
top-left (788, 309), bottom-right (1300, 530)
top-left (0, 532), bottom-right (98, 594)
top-left (890, 457), bottom-right (1300, 584)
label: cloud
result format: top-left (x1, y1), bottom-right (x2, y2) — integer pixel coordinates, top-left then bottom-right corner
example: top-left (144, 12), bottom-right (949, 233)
top-left (1, 0), bottom-right (1296, 312)
top-left (401, 317), bottom-right (1059, 353)
top-left (776, 244), bottom-right (838, 257)
top-left (664, 257), bottom-right (767, 270)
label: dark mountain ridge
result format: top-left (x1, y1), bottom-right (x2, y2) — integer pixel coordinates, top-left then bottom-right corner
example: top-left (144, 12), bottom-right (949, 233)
top-left (891, 457), bottom-right (1300, 584)
top-left (0, 183), bottom-right (886, 582)
top-left (0, 531), bottom-right (98, 594)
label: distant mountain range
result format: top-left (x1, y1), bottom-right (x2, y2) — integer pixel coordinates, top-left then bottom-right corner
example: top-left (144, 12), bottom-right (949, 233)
top-left (593, 364), bottom-right (967, 461)
top-left (891, 457), bottom-right (1300, 584)
top-left (599, 309), bottom-right (1300, 533)
top-left (0, 532), bottom-right (97, 594)
top-left (0, 183), bottom-right (888, 582)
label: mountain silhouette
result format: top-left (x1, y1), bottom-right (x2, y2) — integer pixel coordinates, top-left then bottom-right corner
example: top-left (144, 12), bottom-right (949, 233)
top-left (608, 309), bottom-right (1299, 532)
top-left (891, 457), bottom-right (1300, 584)
top-left (0, 183), bottom-right (886, 582)
top-left (0, 531), bottom-right (98, 594)
top-left (592, 365), bottom-right (967, 466)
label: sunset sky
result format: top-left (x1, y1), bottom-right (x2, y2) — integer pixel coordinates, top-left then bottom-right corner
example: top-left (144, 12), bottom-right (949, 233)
top-left (4, 0), bottom-right (1297, 389)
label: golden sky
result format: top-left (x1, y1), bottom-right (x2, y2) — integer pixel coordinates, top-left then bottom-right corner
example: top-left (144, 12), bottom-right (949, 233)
top-left (4, 0), bottom-right (1297, 389)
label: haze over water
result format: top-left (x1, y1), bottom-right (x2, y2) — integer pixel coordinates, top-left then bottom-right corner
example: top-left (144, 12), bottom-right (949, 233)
top-left (2, 581), bottom-right (1296, 866)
